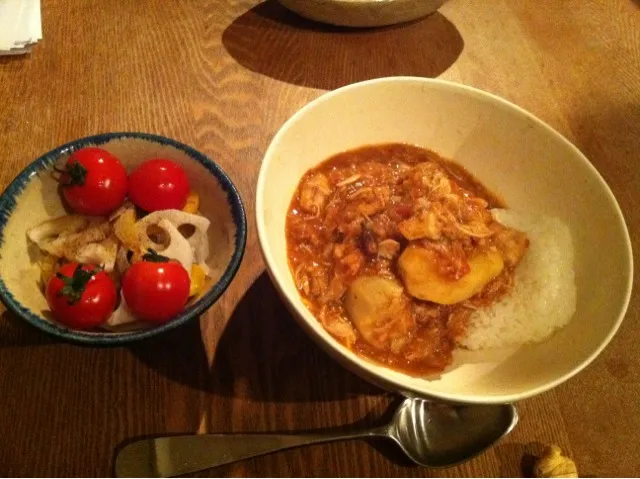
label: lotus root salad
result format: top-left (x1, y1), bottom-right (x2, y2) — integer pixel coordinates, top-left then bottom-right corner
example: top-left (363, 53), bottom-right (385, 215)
top-left (286, 143), bottom-right (577, 375)
top-left (27, 148), bottom-right (213, 330)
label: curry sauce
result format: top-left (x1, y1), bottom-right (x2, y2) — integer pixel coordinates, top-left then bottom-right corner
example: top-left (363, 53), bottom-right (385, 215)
top-left (286, 144), bottom-right (528, 375)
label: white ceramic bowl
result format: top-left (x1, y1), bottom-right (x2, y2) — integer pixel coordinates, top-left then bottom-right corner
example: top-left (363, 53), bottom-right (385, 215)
top-left (256, 77), bottom-right (633, 404)
top-left (279, 0), bottom-right (446, 28)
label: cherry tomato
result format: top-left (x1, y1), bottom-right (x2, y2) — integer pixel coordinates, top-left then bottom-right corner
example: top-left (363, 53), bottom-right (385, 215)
top-left (122, 250), bottom-right (190, 323)
top-left (46, 263), bottom-right (117, 330)
top-left (57, 147), bottom-right (128, 216)
top-left (128, 159), bottom-right (190, 212)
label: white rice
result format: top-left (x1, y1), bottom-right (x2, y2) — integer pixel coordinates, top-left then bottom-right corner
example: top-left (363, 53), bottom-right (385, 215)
top-left (459, 209), bottom-right (576, 350)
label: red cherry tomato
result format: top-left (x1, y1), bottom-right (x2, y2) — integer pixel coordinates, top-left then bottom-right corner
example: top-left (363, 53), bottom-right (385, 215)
top-left (46, 263), bottom-right (118, 330)
top-left (128, 159), bottom-right (190, 212)
top-left (122, 250), bottom-right (190, 323)
top-left (57, 147), bottom-right (128, 216)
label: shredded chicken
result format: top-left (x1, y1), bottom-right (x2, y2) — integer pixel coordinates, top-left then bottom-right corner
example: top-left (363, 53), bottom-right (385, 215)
top-left (492, 225), bottom-right (529, 267)
top-left (406, 162), bottom-right (452, 198)
top-left (336, 174), bottom-right (361, 187)
top-left (299, 173), bottom-right (331, 214)
top-left (399, 208), bottom-right (443, 240)
top-left (338, 250), bottom-right (364, 276)
top-left (319, 307), bottom-right (357, 347)
top-left (454, 221), bottom-right (494, 238)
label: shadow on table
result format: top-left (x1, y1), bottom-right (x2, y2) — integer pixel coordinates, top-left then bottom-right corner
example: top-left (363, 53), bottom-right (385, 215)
top-left (565, 100), bottom-right (640, 235)
top-left (0, 56), bottom-right (27, 66)
top-left (0, 310), bottom-right (57, 348)
top-left (130, 272), bottom-right (382, 402)
top-left (222, 0), bottom-right (464, 90)
top-left (210, 272), bottom-right (382, 401)
top-left (128, 317), bottom-right (212, 391)
top-left (565, 101), bottom-right (640, 180)
top-left (493, 441), bottom-right (541, 477)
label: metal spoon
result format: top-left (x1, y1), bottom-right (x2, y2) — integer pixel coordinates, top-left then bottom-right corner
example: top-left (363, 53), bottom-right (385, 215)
top-left (115, 398), bottom-right (518, 477)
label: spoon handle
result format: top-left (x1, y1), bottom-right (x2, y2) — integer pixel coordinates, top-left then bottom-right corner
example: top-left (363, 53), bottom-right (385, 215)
top-left (115, 429), bottom-right (386, 477)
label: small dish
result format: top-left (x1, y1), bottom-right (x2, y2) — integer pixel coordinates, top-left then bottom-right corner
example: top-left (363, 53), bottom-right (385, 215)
top-left (0, 132), bottom-right (247, 345)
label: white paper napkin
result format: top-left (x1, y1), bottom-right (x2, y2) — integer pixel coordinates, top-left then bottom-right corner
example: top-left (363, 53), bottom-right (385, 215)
top-left (0, 0), bottom-right (42, 55)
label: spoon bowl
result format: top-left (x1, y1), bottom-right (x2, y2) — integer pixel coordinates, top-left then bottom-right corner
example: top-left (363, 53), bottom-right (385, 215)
top-left (115, 398), bottom-right (518, 477)
top-left (389, 399), bottom-right (518, 467)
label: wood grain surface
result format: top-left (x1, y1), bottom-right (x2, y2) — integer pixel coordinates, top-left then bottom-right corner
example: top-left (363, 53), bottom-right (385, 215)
top-left (0, 0), bottom-right (638, 476)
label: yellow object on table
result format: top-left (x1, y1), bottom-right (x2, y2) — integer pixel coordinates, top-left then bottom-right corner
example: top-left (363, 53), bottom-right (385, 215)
top-left (534, 445), bottom-right (578, 478)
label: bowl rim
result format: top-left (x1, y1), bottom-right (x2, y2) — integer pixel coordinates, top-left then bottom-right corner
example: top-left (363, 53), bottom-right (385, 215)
top-left (256, 76), bottom-right (634, 404)
top-left (0, 131), bottom-right (247, 346)
top-left (278, 0), bottom-right (446, 28)
top-left (282, 0), bottom-right (442, 6)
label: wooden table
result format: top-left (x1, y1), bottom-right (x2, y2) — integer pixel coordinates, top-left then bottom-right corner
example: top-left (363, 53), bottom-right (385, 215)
top-left (0, 0), bottom-right (638, 476)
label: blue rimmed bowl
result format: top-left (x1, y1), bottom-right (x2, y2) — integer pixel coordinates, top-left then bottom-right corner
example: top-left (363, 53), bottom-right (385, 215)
top-left (0, 132), bottom-right (247, 345)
